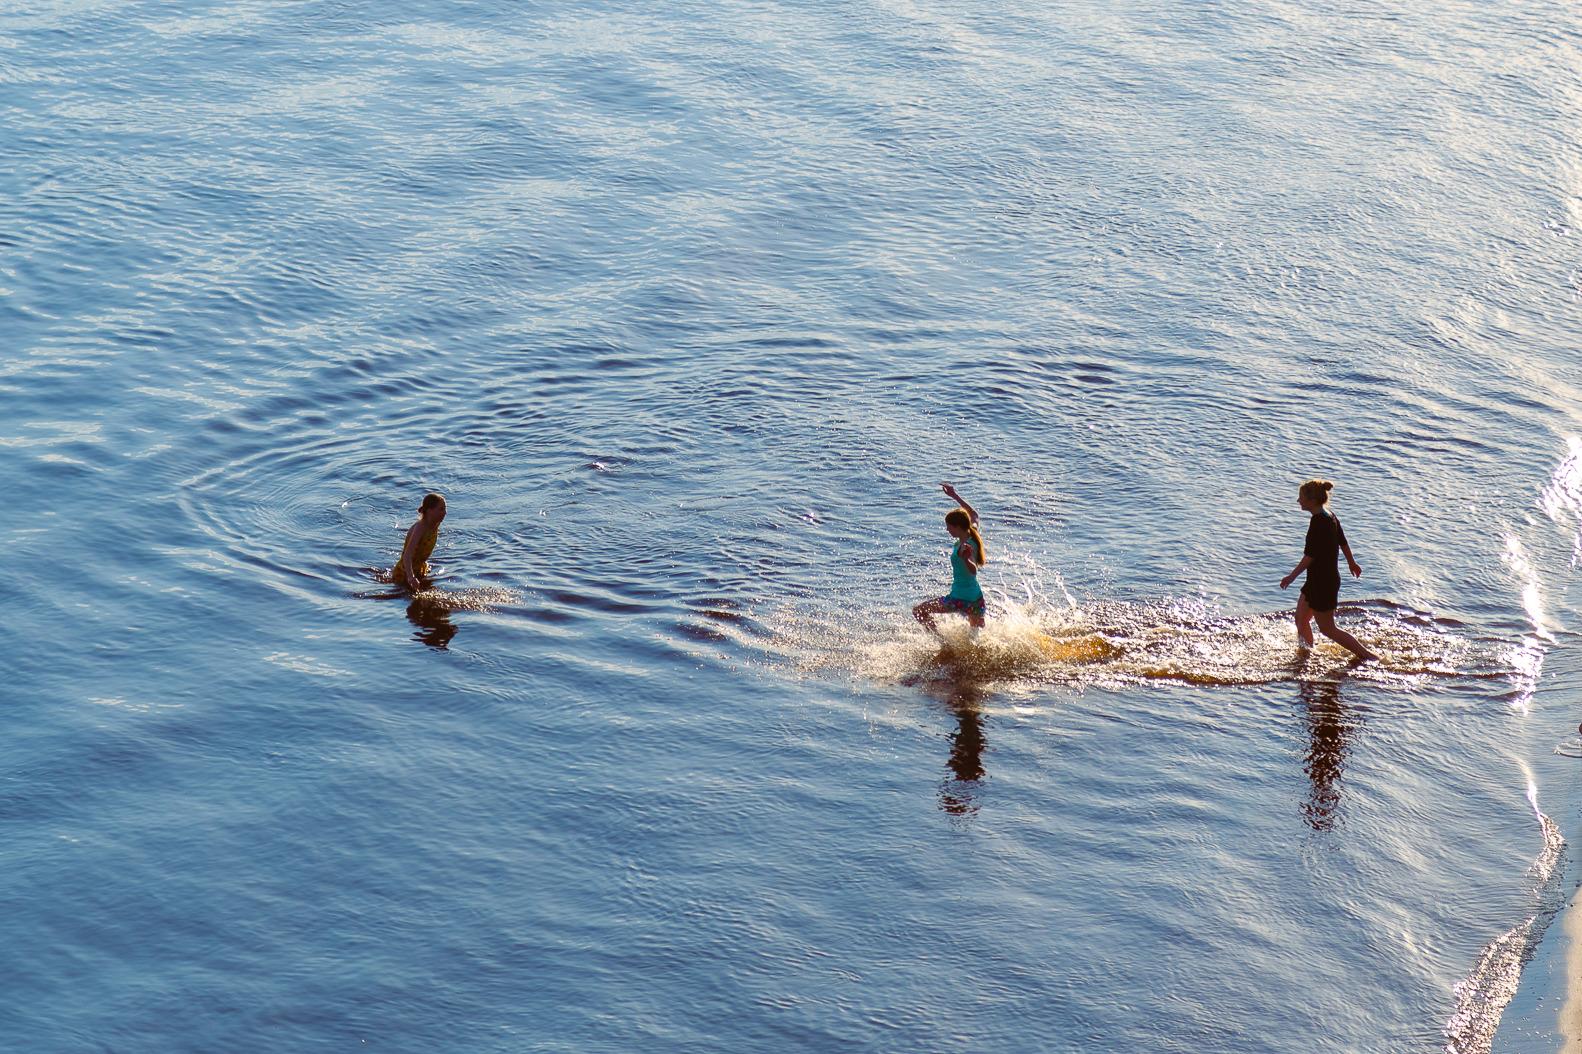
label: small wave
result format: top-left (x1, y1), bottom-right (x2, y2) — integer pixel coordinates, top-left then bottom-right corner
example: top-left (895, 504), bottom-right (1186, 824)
top-left (1442, 779), bottom-right (1566, 1054)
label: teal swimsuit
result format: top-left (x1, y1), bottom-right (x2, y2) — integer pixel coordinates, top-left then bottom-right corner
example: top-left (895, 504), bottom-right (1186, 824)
top-left (940, 539), bottom-right (985, 618)
top-left (948, 540), bottom-right (983, 601)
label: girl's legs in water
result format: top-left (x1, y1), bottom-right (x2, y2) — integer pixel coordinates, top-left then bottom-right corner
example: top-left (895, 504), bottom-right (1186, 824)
top-left (1312, 610), bottom-right (1378, 661)
top-left (913, 599), bottom-right (985, 636)
top-left (1293, 593), bottom-right (1316, 648)
top-left (913, 599), bottom-right (947, 635)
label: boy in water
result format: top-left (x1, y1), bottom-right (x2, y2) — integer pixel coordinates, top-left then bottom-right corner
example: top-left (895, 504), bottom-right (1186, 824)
top-left (394, 492), bottom-right (446, 590)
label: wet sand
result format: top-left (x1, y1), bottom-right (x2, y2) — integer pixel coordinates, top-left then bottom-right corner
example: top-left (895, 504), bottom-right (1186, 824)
top-left (1565, 889), bottom-right (1582, 1053)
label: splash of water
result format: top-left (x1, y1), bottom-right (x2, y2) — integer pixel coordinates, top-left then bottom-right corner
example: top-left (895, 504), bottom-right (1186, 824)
top-left (359, 570), bottom-right (520, 613)
top-left (853, 598), bottom-right (1119, 687)
top-left (770, 579), bottom-right (1501, 694)
top-left (405, 585), bottom-right (519, 612)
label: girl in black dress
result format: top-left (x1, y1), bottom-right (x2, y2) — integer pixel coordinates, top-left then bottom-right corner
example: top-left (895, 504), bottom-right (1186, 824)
top-left (1279, 479), bottom-right (1378, 661)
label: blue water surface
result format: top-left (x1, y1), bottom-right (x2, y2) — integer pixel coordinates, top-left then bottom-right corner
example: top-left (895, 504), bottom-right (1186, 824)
top-left (4, 2), bottom-right (1582, 1051)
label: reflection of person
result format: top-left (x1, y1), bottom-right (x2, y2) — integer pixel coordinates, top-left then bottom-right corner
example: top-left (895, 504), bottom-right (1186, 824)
top-left (394, 492), bottom-right (446, 590)
top-left (1298, 675), bottom-right (1355, 831)
top-left (939, 702), bottom-right (987, 816)
top-left (913, 482), bottom-right (988, 635)
top-left (406, 596), bottom-right (457, 650)
top-left (1279, 479), bottom-right (1377, 661)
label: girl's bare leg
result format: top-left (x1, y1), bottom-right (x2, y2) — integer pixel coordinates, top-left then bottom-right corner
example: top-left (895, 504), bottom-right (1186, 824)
top-left (1313, 610), bottom-right (1378, 661)
top-left (913, 599), bottom-right (946, 636)
top-left (1294, 593), bottom-right (1316, 648)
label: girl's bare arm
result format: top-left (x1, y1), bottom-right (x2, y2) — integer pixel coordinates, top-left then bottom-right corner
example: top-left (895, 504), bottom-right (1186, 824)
top-left (941, 482), bottom-right (978, 523)
top-left (1340, 541), bottom-right (1362, 578)
top-left (1281, 555), bottom-right (1311, 589)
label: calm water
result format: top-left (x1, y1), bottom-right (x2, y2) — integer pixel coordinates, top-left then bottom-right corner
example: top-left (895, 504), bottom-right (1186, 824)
top-left (4, 1), bottom-right (1582, 1050)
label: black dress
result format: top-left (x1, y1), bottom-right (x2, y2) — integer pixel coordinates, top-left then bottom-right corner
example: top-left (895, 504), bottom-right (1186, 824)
top-left (1301, 510), bottom-right (1348, 612)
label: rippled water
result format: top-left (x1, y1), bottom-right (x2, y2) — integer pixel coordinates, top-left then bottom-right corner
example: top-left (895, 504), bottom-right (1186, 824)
top-left (5, 1), bottom-right (1582, 1050)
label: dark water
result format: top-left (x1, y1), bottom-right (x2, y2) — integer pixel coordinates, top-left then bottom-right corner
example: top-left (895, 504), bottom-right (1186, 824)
top-left (4, 1), bottom-right (1582, 1050)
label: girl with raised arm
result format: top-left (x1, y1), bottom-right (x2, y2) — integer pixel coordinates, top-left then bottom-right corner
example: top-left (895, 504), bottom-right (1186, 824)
top-left (1279, 478), bottom-right (1378, 661)
top-left (913, 482), bottom-right (988, 635)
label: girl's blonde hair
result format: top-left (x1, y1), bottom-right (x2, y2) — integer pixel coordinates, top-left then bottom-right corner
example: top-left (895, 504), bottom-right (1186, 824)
top-left (945, 508), bottom-right (987, 564)
top-left (1299, 478), bottom-right (1334, 505)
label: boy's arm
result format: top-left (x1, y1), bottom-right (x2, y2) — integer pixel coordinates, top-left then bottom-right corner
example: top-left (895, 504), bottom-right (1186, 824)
top-left (397, 521), bottom-right (420, 582)
top-left (941, 482), bottom-right (979, 524)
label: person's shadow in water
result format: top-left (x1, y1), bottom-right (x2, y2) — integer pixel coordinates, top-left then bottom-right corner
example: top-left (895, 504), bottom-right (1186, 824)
top-left (406, 595), bottom-right (458, 650)
top-left (354, 572), bottom-right (462, 650)
top-left (1296, 664), bottom-right (1363, 832)
top-left (922, 680), bottom-right (990, 817)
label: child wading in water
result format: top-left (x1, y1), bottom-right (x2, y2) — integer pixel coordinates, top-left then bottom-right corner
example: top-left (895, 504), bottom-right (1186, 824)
top-left (913, 482), bottom-right (987, 635)
top-left (394, 492), bottom-right (446, 590)
top-left (1279, 478), bottom-right (1378, 661)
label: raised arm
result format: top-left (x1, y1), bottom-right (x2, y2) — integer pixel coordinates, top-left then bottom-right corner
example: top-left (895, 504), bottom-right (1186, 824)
top-left (940, 482), bottom-right (978, 524)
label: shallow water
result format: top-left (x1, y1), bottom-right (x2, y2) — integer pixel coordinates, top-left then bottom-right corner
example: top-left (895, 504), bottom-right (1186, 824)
top-left (4, 1), bottom-right (1582, 1050)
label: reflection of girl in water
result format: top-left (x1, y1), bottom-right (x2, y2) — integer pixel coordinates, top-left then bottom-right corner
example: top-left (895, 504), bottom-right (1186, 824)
top-left (940, 701), bottom-right (987, 816)
top-left (913, 482), bottom-right (988, 634)
top-left (1279, 479), bottom-right (1377, 661)
top-left (922, 681), bottom-right (988, 817)
top-left (1298, 676), bottom-right (1356, 831)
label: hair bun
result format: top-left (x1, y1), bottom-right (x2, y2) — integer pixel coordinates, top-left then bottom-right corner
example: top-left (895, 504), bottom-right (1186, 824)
top-left (1322, 481), bottom-right (1333, 492)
